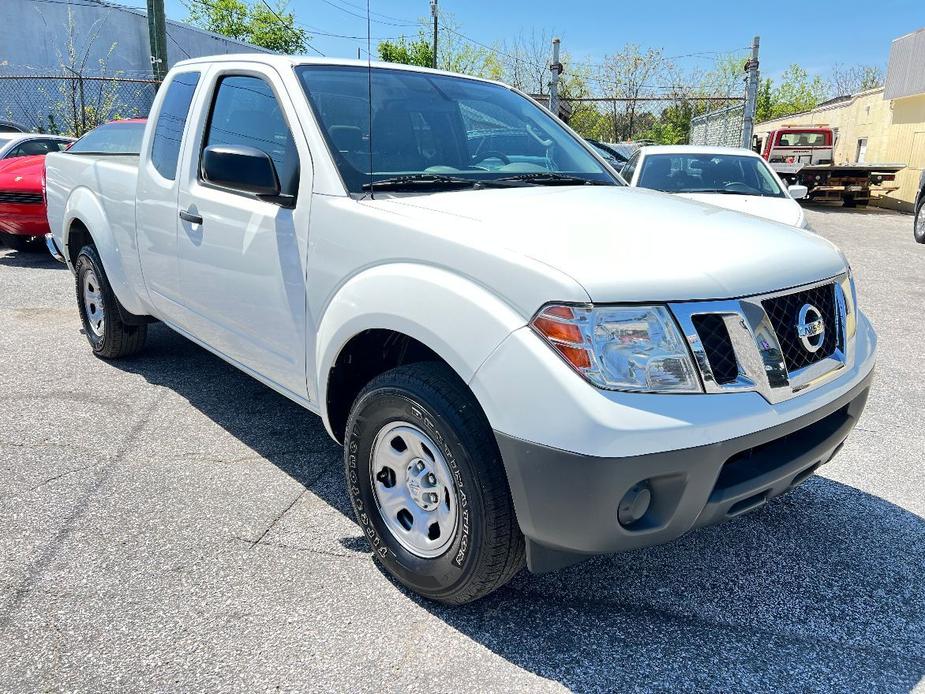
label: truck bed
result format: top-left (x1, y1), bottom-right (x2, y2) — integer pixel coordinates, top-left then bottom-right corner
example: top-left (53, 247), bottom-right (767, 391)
top-left (45, 152), bottom-right (139, 257)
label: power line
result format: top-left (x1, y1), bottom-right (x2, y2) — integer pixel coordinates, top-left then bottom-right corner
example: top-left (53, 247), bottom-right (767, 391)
top-left (316, 0), bottom-right (417, 27)
top-left (257, 0), bottom-right (324, 55)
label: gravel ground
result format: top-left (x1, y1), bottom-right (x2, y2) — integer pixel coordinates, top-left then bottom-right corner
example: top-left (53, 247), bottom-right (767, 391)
top-left (1, 206), bottom-right (923, 693)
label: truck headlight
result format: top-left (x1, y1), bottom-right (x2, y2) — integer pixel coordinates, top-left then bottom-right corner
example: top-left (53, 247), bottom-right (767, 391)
top-left (531, 304), bottom-right (702, 393)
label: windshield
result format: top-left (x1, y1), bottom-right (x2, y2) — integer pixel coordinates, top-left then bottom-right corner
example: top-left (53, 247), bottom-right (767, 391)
top-left (637, 152), bottom-right (785, 197)
top-left (296, 65), bottom-right (617, 193)
top-left (68, 122), bottom-right (146, 155)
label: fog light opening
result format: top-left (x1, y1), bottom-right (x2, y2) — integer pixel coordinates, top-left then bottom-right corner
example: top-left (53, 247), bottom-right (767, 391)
top-left (618, 482), bottom-right (652, 528)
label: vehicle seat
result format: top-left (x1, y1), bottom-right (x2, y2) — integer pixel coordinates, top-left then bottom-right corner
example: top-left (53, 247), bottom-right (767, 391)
top-left (372, 102), bottom-right (423, 172)
top-left (638, 157), bottom-right (673, 191)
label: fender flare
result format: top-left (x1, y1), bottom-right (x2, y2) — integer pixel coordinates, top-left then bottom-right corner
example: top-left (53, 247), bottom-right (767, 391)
top-left (63, 187), bottom-right (151, 317)
top-left (314, 262), bottom-right (527, 437)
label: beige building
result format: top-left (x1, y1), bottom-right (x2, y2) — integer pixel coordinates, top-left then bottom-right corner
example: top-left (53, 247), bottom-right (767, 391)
top-left (755, 28), bottom-right (925, 212)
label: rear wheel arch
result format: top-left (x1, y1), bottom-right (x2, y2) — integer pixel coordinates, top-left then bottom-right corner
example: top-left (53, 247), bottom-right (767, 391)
top-left (65, 218), bottom-right (94, 266)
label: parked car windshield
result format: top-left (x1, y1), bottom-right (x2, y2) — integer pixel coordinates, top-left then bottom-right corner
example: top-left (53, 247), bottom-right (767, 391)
top-left (67, 121), bottom-right (146, 155)
top-left (296, 65), bottom-right (618, 193)
top-left (637, 152), bottom-right (785, 197)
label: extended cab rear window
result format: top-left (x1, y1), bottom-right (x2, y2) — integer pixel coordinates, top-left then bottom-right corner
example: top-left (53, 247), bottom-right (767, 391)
top-left (68, 122), bottom-right (146, 155)
top-left (151, 72), bottom-right (200, 180)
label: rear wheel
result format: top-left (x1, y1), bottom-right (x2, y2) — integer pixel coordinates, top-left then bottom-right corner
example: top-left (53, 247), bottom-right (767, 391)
top-left (915, 199), bottom-right (925, 244)
top-left (75, 245), bottom-right (147, 358)
top-left (344, 362), bottom-right (524, 604)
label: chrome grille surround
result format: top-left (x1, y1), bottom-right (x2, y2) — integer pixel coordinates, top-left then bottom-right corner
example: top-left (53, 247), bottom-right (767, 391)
top-left (670, 273), bottom-right (856, 404)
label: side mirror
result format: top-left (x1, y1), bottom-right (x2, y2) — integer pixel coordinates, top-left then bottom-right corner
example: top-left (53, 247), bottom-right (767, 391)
top-left (202, 144), bottom-right (281, 198)
top-left (788, 184), bottom-right (808, 200)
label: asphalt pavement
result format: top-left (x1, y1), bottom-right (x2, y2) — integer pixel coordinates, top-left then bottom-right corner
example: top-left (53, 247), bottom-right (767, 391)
top-left (1, 206), bottom-right (923, 693)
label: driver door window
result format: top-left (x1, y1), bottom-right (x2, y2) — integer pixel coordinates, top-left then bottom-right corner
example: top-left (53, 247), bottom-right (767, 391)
top-left (202, 75), bottom-right (300, 197)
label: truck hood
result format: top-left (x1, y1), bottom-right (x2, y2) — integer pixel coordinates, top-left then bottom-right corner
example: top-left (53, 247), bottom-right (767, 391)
top-left (371, 185), bottom-right (845, 302)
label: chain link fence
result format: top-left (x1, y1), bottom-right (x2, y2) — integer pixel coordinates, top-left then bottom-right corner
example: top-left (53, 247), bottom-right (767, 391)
top-left (557, 97), bottom-right (745, 146)
top-left (689, 102), bottom-right (746, 148)
top-left (0, 75), bottom-right (158, 136)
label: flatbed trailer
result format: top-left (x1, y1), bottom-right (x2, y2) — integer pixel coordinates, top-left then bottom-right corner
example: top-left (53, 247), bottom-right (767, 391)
top-left (780, 162), bottom-right (904, 207)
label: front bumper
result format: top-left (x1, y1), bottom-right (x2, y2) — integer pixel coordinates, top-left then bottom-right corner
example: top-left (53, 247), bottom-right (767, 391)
top-left (0, 202), bottom-right (49, 236)
top-left (496, 369), bottom-right (872, 572)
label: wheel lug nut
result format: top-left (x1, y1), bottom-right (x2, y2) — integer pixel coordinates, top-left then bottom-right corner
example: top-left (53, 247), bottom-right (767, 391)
top-left (416, 461), bottom-right (425, 471)
top-left (427, 474), bottom-right (436, 484)
top-left (427, 493), bottom-right (439, 504)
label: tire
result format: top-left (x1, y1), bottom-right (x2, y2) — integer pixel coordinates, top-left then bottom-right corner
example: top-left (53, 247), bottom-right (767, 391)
top-left (344, 362), bottom-right (525, 604)
top-left (74, 245), bottom-right (147, 358)
top-left (915, 199), bottom-right (925, 244)
top-left (842, 196), bottom-right (857, 208)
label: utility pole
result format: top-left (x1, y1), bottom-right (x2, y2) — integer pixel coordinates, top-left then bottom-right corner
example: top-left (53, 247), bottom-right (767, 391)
top-left (741, 35), bottom-right (760, 150)
top-left (430, 0), bottom-right (438, 69)
top-left (548, 37), bottom-right (562, 120)
top-left (146, 0), bottom-right (169, 82)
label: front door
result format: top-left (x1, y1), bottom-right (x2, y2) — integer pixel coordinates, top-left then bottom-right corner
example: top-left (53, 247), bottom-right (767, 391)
top-left (174, 67), bottom-right (311, 398)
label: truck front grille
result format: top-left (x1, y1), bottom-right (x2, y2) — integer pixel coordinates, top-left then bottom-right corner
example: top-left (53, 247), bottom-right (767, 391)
top-left (762, 282), bottom-right (837, 371)
top-left (691, 314), bottom-right (739, 385)
top-left (0, 191), bottom-right (42, 204)
top-left (670, 275), bottom-right (854, 404)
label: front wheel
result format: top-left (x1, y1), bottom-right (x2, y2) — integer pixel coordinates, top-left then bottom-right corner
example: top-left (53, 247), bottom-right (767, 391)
top-left (75, 245), bottom-right (147, 358)
top-left (915, 200), bottom-right (925, 244)
top-left (344, 362), bottom-right (524, 604)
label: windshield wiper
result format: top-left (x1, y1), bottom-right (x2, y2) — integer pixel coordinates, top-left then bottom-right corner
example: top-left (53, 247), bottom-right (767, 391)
top-left (685, 189), bottom-right (756, 196)
top-left (362, 174), bottom-right (481, 191)
top-left (492, 172), bottom-right (609, 186)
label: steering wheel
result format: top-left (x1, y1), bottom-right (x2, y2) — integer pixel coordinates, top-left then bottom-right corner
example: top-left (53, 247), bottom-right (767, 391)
top-left (472, 150), bottom-right (511, 166)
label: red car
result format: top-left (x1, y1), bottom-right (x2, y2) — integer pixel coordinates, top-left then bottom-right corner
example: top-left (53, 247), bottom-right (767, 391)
top-left (0, 155), bottom-right (50, 249)
top-left (0, 120), bottom-right (146, 252)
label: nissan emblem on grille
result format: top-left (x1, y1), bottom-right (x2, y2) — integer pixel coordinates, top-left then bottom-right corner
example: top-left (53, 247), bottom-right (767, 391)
top-left (796, 304), bottom-right (825, 353)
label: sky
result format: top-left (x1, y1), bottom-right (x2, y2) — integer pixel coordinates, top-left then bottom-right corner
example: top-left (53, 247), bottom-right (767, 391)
top-left (155, 0), bottom-right (925, 82)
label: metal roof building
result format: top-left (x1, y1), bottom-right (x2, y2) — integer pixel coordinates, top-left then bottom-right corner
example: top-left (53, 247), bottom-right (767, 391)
top-left (1, 0), bottom-right (269, 78)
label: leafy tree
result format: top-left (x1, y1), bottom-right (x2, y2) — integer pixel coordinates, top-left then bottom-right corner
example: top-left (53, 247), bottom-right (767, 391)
top-left (377, 35), bottom-right (433, 67)
top-left (376, 16), bottom-right (501, 81)
top-left (766, 64), bottom-right (827, 119)
top-left (185, 0), bottom-right (309, 54)
top-left (755, 78), bottom-right (773, 122)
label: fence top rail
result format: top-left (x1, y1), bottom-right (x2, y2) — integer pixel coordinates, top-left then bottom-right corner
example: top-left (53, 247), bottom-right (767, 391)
top-left (0, 75), bottom-right (160, 84)
top-left (562, 96), bottom-right (745, 103)
top-left (690, 103), bottom-right (747, 121)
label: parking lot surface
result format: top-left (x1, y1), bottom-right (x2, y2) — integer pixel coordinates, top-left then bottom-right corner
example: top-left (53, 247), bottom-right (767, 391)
top-left (1, 206), bottom-right (924, 693)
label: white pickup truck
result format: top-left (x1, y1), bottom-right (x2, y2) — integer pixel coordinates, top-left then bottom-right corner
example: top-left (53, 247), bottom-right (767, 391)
top-left (45, 55), bottom-right (877, 604)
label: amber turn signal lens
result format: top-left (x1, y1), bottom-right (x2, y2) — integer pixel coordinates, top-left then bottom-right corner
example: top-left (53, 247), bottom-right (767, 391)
top-left (554, 343), bottom-right (592, 369)
top-left (532, 316), bottom-right (582, 345)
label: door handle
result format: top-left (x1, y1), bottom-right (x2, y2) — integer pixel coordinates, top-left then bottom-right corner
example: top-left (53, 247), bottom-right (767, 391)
top-left (179, 209), bottom-right (203, 225)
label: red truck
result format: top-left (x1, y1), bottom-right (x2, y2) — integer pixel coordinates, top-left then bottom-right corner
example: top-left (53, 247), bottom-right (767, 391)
top-left (755, 126), bottom-right (902, 207)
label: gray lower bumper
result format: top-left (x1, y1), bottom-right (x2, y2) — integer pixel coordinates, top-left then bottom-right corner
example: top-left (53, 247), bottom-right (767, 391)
top-left (495, 370), bottom-right (873, 573)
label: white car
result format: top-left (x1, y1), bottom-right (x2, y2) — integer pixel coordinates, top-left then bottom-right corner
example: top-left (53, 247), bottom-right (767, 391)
top-left (0, 133), bottom-right (73, 159)
top-left (44, 56), bottom-right (875, 604)
top-left (621, 145), bottom-right (811, 229)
